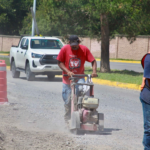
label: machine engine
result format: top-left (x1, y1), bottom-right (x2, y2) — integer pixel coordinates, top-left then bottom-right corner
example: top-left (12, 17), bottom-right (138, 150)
top-left (78, 96), bottom-right (99, 124)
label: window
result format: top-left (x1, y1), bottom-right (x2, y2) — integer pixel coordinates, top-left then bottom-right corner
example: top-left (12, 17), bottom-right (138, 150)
top-left (25, 39), bottom-right (29, 46)
top-left (30, 39), bottom-right (63, 49)
top-left (20, 38), bottom-right (26, 48)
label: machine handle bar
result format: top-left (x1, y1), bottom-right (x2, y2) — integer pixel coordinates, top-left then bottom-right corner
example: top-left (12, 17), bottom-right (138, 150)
top-left (63, 74), bottom-right (89, 77)
top-left (63, 74), bottom-right (98, 77)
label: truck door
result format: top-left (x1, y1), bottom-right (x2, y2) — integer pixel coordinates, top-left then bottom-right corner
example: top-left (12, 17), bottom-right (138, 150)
top-left (16, 38), bottom-right (27, 68)
top-left (15, 38), bottom-right (26, 67)
top-left (19, 38), bottom-right (29, 69)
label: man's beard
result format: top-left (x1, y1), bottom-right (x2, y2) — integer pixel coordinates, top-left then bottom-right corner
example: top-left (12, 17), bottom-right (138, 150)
top-left (71, 47), bottom-right (78, 50)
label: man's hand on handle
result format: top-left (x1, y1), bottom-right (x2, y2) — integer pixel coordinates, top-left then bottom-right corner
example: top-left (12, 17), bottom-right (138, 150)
top-left (91, 72), bottom-right (98, 78)
top-left (58, 61), bottom-right (74, 77)
top-left (67, 71), bottom-right (74, 77)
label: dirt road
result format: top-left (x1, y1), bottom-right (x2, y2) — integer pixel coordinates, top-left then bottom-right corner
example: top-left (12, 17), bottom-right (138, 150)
top-left (0, 71), bottom-right (143, 150)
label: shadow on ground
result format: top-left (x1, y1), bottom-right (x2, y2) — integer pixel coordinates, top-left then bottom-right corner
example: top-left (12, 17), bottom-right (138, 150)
top-left (75, 128), bottom-right (122, 136)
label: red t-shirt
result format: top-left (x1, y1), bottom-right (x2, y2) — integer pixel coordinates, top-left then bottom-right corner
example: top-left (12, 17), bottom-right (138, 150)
top-left (57, 44), bottom-right (95, 84)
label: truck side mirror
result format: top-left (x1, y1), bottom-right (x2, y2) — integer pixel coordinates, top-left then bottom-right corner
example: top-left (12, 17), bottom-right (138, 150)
top-left (22, 45), bottom-right (28, 50)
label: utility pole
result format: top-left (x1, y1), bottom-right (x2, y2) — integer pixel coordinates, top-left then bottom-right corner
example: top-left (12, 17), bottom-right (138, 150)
top-left (31, 0), bottom-right (36, 36)
top-left (31, 7), bottom-right (39, 35)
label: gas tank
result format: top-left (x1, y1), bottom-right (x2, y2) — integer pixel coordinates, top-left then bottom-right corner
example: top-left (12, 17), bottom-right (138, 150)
top-left (82, 96), bottom-right (99, 109)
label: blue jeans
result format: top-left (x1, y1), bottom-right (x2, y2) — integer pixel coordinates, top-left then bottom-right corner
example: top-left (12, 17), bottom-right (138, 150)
top-left (62, 78), bottom-right (85, 121)
top-left (140, 97), bottom-right (150, 150)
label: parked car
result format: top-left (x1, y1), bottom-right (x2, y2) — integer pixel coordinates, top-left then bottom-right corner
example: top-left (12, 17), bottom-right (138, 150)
top-left (10, 36), bottom-right (63, 81)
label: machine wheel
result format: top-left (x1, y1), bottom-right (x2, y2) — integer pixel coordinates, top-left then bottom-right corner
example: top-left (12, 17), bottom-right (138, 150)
top-left (47, 74), bottom-right (55, 79)
top-left (70, 112), bottom-right (80, 135)
top-left (26, 63), bottom-right (35, 81)
top-left (11, 61), bottom-right (20, 78)
top-left (98, 113), bottom-right (104, 131)
top-left (71, 129), bottom-right (79, 135)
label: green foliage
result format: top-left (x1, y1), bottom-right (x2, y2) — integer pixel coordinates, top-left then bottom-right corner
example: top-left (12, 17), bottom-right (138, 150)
top-left (21, 0), bottom-right (91, 37)
top-left (19, 0), bottom-right (150, 39)
top-left (2, 0), bottom-right (149, 73)
top-left (0, 56), bottom-right (10, 66)
top-left (85, 67), bottom-right (143, 85)
top-left (83, 0), bottom-right (150, 38)
top-left (0, 0), bottom-right (39, 35)
top-left (1, 0), bottom-right (150, 39)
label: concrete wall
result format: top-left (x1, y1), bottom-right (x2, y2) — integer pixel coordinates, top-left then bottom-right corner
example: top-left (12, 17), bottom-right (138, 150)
top-left (0, 35), bottom-right (20, 52)
top-left (87, 35), bottom-right (150, 60)
top-left (117, 37), bottom-right (148, 60)
top-left (0, 35), bottom-right (150, 60)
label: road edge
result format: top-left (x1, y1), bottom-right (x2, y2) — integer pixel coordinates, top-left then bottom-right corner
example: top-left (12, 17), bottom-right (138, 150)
top-left (55, 75), bottom-right (141, 91)
top-left (0, 53), bottom-right (140, 64)
top-left (95, 58), bottom-right (141, 64)
top-left (6, 66), bottom-right (140, 91)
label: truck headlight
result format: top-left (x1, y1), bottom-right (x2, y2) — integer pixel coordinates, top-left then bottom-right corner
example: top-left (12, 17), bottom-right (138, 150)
top-left (31, 53), bottom-right (43, 58)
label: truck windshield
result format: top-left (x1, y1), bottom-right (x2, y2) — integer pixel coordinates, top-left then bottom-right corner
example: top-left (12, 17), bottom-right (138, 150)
top-left (30, 39), bottom-right (63, 49)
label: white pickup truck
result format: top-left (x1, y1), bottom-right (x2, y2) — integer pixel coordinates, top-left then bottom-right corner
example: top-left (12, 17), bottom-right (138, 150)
top-left (10, 36), bottom-right (63, 81)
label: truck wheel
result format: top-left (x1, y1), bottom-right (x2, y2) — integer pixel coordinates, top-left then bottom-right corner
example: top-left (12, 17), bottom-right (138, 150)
top-left (26, 63), bottom-right (35, 81)
top-left (47, 74), bottom-right (55, 79)
top-left (11, 61), bottom-right (20, 78)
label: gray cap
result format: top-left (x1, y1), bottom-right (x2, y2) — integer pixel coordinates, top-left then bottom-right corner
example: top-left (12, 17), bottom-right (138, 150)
top-left (69, 35), bottom-right (79, 46)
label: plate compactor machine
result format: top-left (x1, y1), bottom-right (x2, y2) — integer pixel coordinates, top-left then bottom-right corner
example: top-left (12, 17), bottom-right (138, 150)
top-left (65, 74), bottom-right (104, 134)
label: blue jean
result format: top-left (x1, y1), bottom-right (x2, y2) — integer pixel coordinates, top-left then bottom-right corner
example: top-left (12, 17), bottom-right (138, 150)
top-left (140, 97), bottom-right (150, 150)
top-left (62, 78), bottom-right (85, 121)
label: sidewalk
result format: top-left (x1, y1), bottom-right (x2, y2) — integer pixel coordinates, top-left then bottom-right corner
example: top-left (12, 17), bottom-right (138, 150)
top-left (3, 53), bottom-right (141, 91)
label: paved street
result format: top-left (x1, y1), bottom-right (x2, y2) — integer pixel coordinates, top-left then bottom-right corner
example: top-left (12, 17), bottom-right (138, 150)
top-left (0, 70), bottom-right (144, 149)
top-left (85, 61), bottom-right (143, 73)
top-left (0, 54), bottom-right (144, 73)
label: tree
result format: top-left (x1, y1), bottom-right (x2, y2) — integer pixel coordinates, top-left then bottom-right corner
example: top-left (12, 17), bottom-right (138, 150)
top-left (85, 0), bottom-right (150, 72)
top-left (0, 0), bottom-right (39, 35)
top-left (21, 0), bottom-right (150, 72)
top-left (20, 0), bottom-right (90, 37)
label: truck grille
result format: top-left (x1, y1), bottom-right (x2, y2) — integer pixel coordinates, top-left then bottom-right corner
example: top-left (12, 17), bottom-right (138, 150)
top-left (40, 55), bottom-right (58, 65)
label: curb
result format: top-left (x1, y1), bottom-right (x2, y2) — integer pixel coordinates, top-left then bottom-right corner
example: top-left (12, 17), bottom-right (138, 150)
top-left (7, 66), bottom-right (10, 70)
top-left (0, 54), bottom-right (9, 56)
top-left (55, 75), bottom-right (140, 91)
top-left (95, 59), bottom-right (140, 64)
top-left (6, 66), bottom-right (140, 91)
top-left (92, 78), bottom-right (140, 91)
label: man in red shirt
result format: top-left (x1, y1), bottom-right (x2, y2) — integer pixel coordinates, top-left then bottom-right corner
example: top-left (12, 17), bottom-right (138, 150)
top-left (57, 35), bottom-right (97, 125)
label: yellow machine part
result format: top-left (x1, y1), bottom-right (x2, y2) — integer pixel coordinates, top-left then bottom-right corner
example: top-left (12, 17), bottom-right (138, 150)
top-left (82, 97), bottom-right (99, 109)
